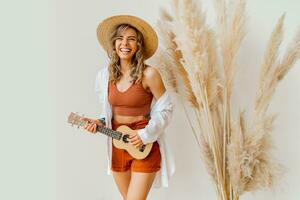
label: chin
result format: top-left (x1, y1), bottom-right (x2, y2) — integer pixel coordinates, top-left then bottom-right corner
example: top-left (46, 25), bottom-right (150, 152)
top-left (118, 54), bottom-right (134, 60)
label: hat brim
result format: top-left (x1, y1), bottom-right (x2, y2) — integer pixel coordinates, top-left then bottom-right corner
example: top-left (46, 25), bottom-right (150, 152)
top-left (96, 15), bottom-right (158, 60)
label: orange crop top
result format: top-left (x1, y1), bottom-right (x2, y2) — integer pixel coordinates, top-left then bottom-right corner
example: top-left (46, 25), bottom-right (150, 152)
top-left (108, 81), bottom-right (153, 116)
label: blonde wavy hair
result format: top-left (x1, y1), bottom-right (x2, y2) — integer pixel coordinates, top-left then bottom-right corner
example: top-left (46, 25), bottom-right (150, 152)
top-left (108, 24), bottom-right (146, 83)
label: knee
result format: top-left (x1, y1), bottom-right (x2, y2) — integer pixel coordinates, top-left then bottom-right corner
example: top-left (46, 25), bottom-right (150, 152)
top-left (126, 197), bottom-right (146, 200)
top-left (126, 194), bottom-right (146, 200)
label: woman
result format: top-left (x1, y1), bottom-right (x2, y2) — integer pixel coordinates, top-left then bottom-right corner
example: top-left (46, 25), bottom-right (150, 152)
top-left (83, 15), bottom-right (175, 200)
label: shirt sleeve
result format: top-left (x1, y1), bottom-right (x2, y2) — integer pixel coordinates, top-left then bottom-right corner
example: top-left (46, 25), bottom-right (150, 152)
top-left (95, 68), bottom-right (107, 119)
top-left (137, 91), bottom-right (174, 144)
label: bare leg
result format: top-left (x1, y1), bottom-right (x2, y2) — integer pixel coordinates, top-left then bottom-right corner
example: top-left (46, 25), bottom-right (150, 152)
top-left (126, 172), bottom-right (156, 200)
top-left (112, 170), bottom-right (131, 200)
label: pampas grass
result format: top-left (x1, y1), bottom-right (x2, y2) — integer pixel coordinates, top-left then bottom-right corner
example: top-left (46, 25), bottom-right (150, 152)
top-left (151, 0), bottom-right (300, 199)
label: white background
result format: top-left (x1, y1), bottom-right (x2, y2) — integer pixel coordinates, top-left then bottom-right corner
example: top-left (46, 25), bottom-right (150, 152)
top-left (1, 0), bottom-right (299, 200)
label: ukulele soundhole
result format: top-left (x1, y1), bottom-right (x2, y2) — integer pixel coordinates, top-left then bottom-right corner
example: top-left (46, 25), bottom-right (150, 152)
top-left (122, 134), bottom-right (129, 143)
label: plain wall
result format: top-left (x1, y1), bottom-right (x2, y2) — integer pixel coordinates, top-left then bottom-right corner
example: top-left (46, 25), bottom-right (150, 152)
top-left (1, 0), bottom-right (299, 200)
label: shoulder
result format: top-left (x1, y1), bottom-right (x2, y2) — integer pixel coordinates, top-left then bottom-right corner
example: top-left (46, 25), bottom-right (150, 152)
top-left (142, 65), bottom-right (166, 97)
top-left (143, 65), bottom-right (162, 81)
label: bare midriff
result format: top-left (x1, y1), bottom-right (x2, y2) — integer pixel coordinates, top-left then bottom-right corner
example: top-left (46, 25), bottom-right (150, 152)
top-left (112, 114), bottom-right (150, 124)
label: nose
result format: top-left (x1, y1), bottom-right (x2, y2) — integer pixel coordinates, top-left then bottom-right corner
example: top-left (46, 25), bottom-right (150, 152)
top-left (121, 38), bottom-right (128, 46)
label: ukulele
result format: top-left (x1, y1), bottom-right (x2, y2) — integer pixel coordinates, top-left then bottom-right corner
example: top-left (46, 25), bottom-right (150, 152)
top-left (67, 112), bottom-right (153, 159)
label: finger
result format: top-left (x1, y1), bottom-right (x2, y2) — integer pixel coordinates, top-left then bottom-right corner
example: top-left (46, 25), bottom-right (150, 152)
top-left (129, 137), bottom-right (138, 144)
top-left (130, 139), bottom-right (139, 147)
top-left (129, 135), bottom-right (136, 140)
top-left (130, 139), bottom-right (138, 145)
top-left (84, 122), bottom-right (89, 129)
top-left (130, 137), bottom-right (142, 145)
top-left (87, 124), bottom-right (94, 132)
top-left (131, 139), bottom-right (142, 146)
top-left (89, 119), bottom-right (96, 124)
top-left (92, 124), bottom-right (97, 133)
top-left (84, 120), bottom-right (93, 128)
top-left (89, 124), bottom-right (96, 132)
top-left (134, 143), bottom-right (142, 149)
top-left (129, 134), bottom-right (139, 140)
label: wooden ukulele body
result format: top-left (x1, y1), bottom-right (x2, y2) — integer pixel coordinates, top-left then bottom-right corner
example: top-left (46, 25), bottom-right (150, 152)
top-left (113, 125), bottom-right (153, 160)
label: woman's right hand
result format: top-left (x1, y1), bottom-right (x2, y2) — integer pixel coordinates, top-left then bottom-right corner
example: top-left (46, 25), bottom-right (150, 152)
top-left (82, 117), bottom-right (104, 134)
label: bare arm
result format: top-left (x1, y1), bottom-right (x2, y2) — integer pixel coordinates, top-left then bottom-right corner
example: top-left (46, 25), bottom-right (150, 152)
top-left (143, 66), bottom-right (166, 100)
top-left (129, 66), bottom-right (167, 148)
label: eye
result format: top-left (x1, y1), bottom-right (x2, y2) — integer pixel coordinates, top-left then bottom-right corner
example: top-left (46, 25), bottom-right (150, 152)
top-left (128, 37), bottom-right (136, 41)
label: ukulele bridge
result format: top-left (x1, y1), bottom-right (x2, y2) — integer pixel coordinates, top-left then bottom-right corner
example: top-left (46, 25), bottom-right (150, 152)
top-left (139, 145), bottom-right (146, 152)
top-left (122, 134), bottom-right (146, 152)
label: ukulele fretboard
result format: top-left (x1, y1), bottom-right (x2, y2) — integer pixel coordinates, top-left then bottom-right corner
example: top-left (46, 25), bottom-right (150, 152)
top-left (97, 125), bottom-right (122, 140)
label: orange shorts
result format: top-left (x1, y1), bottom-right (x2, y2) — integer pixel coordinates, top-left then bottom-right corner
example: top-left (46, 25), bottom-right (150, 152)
top-left (111, 119), bottom-right (161, 173)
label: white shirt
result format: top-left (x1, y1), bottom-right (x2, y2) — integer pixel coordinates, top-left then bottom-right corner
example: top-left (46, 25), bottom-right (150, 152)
top-left (94, 67), bottom-right (175, 188)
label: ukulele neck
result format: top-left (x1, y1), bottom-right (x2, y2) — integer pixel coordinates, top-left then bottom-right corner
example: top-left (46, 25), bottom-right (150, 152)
top-left (97, 125), bottom-right (122, 140)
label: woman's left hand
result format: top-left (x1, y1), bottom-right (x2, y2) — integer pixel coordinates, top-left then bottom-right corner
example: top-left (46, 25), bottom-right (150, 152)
top-left (129, 132), bottom-right (144, 149)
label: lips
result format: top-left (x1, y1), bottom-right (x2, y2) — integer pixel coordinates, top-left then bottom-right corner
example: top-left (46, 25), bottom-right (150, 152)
top-left (120, 48), bottom-right (132, 53)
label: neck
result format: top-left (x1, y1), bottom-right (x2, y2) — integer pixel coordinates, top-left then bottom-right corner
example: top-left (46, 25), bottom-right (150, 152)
top-left (120, 59), bottom-right (132, 74)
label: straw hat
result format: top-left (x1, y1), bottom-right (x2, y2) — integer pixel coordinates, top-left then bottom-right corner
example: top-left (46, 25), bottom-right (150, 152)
top-left (96, 15), bottom-right (158, 59)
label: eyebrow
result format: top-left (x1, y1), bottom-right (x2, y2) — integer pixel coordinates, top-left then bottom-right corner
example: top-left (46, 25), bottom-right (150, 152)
top-left (117, 35), bottom-right (137, 38)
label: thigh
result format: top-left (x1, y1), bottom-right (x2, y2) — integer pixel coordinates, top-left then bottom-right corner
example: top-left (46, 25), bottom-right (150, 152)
top-left (126, 172), bottom-right (156, 200)
top-left (112, 170), bottom-right (131, 199)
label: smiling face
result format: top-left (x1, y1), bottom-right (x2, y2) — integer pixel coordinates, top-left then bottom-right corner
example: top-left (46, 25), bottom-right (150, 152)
top-left (108, 24), bottom-right (146, 83)
top-left (114, 27), bottom-right (138, 61)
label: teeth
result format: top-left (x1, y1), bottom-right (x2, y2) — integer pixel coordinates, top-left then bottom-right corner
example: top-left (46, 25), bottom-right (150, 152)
top-left (120, 48), bottom-right (131, 52)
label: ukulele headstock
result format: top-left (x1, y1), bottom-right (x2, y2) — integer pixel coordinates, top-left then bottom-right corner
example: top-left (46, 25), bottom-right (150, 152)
top-left (67, 112), bottom-right (86, 128)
